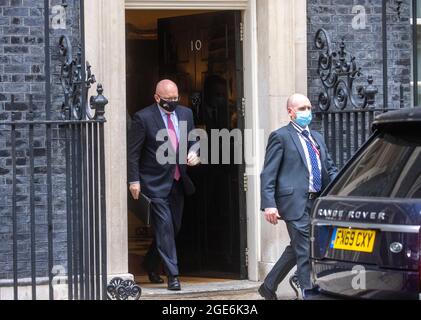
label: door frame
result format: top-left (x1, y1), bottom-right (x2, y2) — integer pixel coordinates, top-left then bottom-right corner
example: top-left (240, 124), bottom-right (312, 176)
top-left (123, 0), bottom-right (261, 281)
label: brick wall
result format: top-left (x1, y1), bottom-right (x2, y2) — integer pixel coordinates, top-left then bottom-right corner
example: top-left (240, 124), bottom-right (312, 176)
top-left (307, 0), bottom-right (413, 168)
top-left (0, 0), bottom-right (80, 281)
top-left (307, 0), bottom-right (413, 111)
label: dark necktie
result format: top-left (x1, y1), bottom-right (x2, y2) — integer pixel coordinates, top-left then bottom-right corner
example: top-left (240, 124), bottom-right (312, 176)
top-left (301, 130), bottom-right (322, 192)
top-left (166, 113), bottom-right (181, 181)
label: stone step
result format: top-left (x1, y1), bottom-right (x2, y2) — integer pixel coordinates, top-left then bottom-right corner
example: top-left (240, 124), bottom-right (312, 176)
top-left (138, 280), bottom-right (295, 300)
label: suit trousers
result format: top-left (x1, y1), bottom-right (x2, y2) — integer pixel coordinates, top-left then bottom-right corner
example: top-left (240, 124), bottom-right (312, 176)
top-left (144, 179), bottom-right (184, 276)
top-left (264, 197), bottom-right (315, 292)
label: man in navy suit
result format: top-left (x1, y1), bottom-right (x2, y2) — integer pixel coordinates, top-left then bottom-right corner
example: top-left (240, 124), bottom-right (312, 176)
top-left (127, 80), bottom-right (200, 291)
top-left (258, 94), bottom-right (338, 300)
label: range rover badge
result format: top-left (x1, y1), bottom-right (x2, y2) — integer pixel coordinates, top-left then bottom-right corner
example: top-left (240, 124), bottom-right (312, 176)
top-left (390, 242), bottom-right (403, 254)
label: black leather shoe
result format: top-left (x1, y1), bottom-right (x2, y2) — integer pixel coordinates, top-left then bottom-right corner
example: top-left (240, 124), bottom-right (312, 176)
top-left (148, 272), bottom-right (164, 284)
top-left (167, 276), bottom-right (181, 291)
top-left (258, 283), bottom-right (277, 300)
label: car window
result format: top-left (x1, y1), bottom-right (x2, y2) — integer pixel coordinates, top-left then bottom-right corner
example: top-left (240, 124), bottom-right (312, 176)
top-left (328, 131), bottom-right (421, 198)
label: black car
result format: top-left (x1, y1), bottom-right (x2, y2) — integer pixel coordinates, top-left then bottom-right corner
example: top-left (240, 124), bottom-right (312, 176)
top-left (310, 108), bottom-right (421, 300)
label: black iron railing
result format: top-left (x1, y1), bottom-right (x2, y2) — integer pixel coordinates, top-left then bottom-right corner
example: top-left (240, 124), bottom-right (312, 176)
top-left (313, 27), bottom-right (384, 168)
top-left (314, 109), bottom-right (385, 169)
top-left (0, 0), bottom-right (142, 300)
top-left (0, 87), bottom-right (108, 300)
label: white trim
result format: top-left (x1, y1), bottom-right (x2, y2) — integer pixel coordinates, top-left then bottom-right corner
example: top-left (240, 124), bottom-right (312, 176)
top-left (125, 0), bottom-right (248, 10)
top-left (85, 0), bottom-right (130, 277)
top-left (243, 0), bottom-right (260, 282)
top-left (124, 0), bottom-right (259, 282)
top-left (409, 18), bottom-right (421, 25)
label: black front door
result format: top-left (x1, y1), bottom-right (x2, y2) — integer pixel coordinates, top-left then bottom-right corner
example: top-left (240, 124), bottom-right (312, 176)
top-left (158, 11), bottom-right (247, 278)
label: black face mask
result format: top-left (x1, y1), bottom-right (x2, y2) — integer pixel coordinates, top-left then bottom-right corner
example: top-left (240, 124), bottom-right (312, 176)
top-left (159, 99), bottom-right (178, 112)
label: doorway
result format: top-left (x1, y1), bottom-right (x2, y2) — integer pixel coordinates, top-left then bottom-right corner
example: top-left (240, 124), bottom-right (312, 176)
top-left (126, 10), bottom-right (247, 281)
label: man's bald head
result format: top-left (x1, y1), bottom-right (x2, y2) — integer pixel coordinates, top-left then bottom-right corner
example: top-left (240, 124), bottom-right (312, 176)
top-left (155, 79), bottom-right (178, 96)
top-left (287, 94), bottom-right (311, 110)
top-left (286, 93), bottom-right (312, 122)
top-left (154, 80), bottom-right (179, 113)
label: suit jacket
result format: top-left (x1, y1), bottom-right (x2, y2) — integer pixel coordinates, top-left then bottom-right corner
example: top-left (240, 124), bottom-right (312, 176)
top-left (260, 122), bottom-right (338, 221)
top-left (127, 104), bottom-right (197, 198)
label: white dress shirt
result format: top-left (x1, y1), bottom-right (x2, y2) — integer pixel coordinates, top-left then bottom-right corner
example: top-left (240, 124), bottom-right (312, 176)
top-left (291, 121), bottom-right (322, 192)
top-left (158, 104), bottom-right (180, 140)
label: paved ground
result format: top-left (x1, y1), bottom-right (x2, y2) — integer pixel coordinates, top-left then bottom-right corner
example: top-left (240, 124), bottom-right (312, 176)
top-left (137, 278), bottom-right (297, 300)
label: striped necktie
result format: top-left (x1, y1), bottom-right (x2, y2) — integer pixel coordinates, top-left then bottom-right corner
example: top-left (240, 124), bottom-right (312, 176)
top-left (166, 113), bottom-right (181, 181)
top-left (301, 130), bottom-right (321, 192)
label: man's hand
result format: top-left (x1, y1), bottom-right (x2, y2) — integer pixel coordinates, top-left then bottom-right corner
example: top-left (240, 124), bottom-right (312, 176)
top-left (129, 183), bottom-right (141, 200)
top-left (187, 152), bottom-right (200, 166)
top-left (264, 208), bottom-right (281, 225)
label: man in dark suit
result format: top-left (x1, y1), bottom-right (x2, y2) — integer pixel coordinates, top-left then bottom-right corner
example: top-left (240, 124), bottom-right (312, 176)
top-left (127, 80), bottom-right (200, 291)
top-left (258, 93), bottom-right (338, 300)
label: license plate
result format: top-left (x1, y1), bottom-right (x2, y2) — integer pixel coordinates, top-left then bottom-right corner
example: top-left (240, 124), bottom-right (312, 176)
top-left (330, 227), bottom-right (376, 253)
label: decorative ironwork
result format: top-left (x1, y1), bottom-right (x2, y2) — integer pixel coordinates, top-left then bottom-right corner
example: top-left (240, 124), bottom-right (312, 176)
top-left (400, 84), bottom-right (405, 108)
top-left (107, 277), bottom-right (142, 300)
top-left (59, 35), bottom-right (99, 120)
top-left (190, 92), bottom-right (202, 122)
top-left (315, 28), bottom-right (378, 112)
top-left (90, 84), bottom-right (108, 121)
top-left (0, 0), bottom-right (110, 300)
top-left (392, 0), bottom-right (404, 19)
